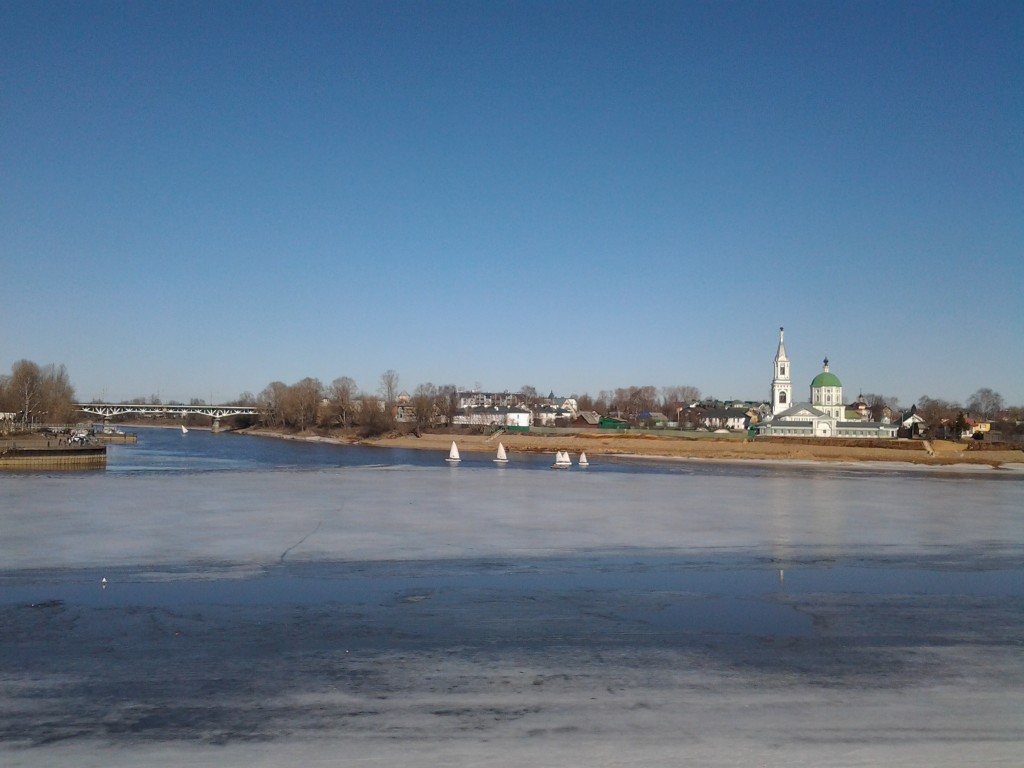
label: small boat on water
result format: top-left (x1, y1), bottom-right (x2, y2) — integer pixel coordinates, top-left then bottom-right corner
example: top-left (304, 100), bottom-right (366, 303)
top-left (551, 450), bottom-right (571, 469)
top-left (181, 425), bottom-right (189, 434)
top-left (494, 442), bottom-right (509, 464)
top-left (446, 441), bottom-right (461, 464)
top-left (578, 451), bottom-right (589, 467)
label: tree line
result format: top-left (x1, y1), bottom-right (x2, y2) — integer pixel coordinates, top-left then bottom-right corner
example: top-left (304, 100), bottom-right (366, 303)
top-left (3, 359), bottom-right (1022, 438)
top-left (249, 373), bottom-right (1022, 438)
top-left (0, 360), bottom-right (78, 429)
top-left (251, 375), bottom-right (709, 436)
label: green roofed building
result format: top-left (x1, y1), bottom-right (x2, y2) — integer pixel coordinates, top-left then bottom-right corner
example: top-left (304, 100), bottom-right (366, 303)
top-left (761, 328), bottom-right (897, 439)
top-left (809, 358), bottom-right (844, 421)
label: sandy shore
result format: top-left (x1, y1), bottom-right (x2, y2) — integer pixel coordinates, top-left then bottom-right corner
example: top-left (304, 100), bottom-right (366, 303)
top-left (244, 428), bottom-right (1024, 470)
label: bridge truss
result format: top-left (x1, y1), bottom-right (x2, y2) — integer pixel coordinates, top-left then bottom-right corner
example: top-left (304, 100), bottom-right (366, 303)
top-left (76, 403), bottom-right (259, 431)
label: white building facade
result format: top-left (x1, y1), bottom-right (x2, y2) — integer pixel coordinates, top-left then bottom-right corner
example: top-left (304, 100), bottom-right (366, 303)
top-left (451, 406), bottom-right (531, 429)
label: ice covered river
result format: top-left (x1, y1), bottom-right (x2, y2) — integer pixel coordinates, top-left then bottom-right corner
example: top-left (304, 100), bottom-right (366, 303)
top-left (2, 427), bottom-right (1022, 766)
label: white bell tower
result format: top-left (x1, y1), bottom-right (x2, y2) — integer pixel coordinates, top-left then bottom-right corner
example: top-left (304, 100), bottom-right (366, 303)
top-left (771, 326), bottom-right (792, 416)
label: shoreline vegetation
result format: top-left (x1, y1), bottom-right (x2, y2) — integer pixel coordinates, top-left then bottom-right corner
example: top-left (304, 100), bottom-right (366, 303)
top-left (238, 427), bottom-right (1024, 471)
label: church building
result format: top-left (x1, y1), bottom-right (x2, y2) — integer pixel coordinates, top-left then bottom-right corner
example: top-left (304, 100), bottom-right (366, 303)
top-left (758, 327), bottom-right (898, 438)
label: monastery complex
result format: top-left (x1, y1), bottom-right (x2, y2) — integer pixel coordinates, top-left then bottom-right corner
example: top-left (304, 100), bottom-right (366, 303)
top-left (757, 327), bottom-right (899, 439)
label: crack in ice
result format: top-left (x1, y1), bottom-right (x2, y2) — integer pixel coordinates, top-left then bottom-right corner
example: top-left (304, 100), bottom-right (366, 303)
top-left (279, 520), bottom-right (324, 563)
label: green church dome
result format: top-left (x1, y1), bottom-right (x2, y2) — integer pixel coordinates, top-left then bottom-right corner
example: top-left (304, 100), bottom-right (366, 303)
top-left (811, 371), bottom-right (842, 388)
top-left (810, 357), bottom-right (842, 389)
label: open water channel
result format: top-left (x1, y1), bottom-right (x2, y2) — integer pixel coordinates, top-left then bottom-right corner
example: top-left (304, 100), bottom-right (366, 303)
top-left (1, 427), bottom-right (1022, 766)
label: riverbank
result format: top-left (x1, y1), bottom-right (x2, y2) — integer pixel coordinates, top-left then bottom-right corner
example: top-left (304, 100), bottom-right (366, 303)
top-left (241, 428), bottom-right (1024, 470)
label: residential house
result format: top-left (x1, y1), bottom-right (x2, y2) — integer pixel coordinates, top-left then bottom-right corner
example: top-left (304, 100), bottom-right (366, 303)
top-left (533, 404), bottom-right (575, 427)
top-left (698, 407), bottom-right (751, 431)
top-left (638, 412), bottom-right (672, 428)
top-left (897, 410), bottom-right (926, 437)
top-left (964, 416), bottom-right (991, 437)
top-left (573, 411), bottom-right (602, 429)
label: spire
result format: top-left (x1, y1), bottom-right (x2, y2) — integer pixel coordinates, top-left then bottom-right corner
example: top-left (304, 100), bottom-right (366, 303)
top-left (774, 326), bottom-right (788, 362)
top-left (823, 357), bottom-right (829, 371)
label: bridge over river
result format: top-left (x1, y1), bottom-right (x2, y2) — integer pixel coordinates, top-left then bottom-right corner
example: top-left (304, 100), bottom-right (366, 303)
top-left (76, 403), bottom-right (259, 431)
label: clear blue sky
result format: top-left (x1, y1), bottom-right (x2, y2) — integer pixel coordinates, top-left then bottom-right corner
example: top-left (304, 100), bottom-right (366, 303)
top-left (3, 1), bottom-right (1022, 407)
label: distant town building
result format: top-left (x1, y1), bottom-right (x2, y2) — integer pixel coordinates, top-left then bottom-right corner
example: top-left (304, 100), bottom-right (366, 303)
top-left (573, 411), bottom-right (602, 428)
top-left (451, 406), bottom-right (531, 429)
top-left (532, 404), bottom-right (575, 427)
top-left (456, 391), bottom-right (527, 410)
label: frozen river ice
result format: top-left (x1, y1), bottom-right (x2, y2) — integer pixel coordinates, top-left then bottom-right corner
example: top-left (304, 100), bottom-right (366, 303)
top-left (1, 429), bottom-right (1022, 766)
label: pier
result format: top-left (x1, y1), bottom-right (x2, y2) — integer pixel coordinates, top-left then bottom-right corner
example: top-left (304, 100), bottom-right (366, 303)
top-left (0, 437), bottom-right (106, 470)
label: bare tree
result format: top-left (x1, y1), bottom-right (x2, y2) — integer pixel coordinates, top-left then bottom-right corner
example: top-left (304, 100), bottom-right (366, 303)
top-left (379, 369), bottom-right (400, 406)
top-left (917, 395), bottom-right (960, 437)
top-left (281, 377), bottom-right (323, 431)
top-left (862, 393), bottom-right (901, 422)
top-left (620, 386), bottom-right (656, 418)
top-left (611, 388), bottom-right (630, 416)
top-left (519, 385), bottom-right (539, 406)
top-left (258, 381), bottom-right (289, 429)
top-left (635, 386), bottom-right (659, 415)
top-left (38, 363), bottom-right (77, 423)
top-left (231, 391), bottom-right (257, 406)
top-left (661, 385), bottom-right (701, 407)
top-left (323, 376), bottom-right (358, 428)
top-left (411, 382), bottom-right (439, 433)
top-left (435, 384), bottom-right (458, 426)
top-left (0, 360), bottom-right (78, 426)
top-left (608, 386), bottom-right (658, 419)
top-left (966, 388), bottom-right (1004, 418)
top-left (606, 387), bottom-right (622, 417)
top-left (7, 360), bottom-right (42, 424)
top-left (992, 406), bottom-right (1024, 438)
top-left (357, 394), bottom-right (390, 437)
